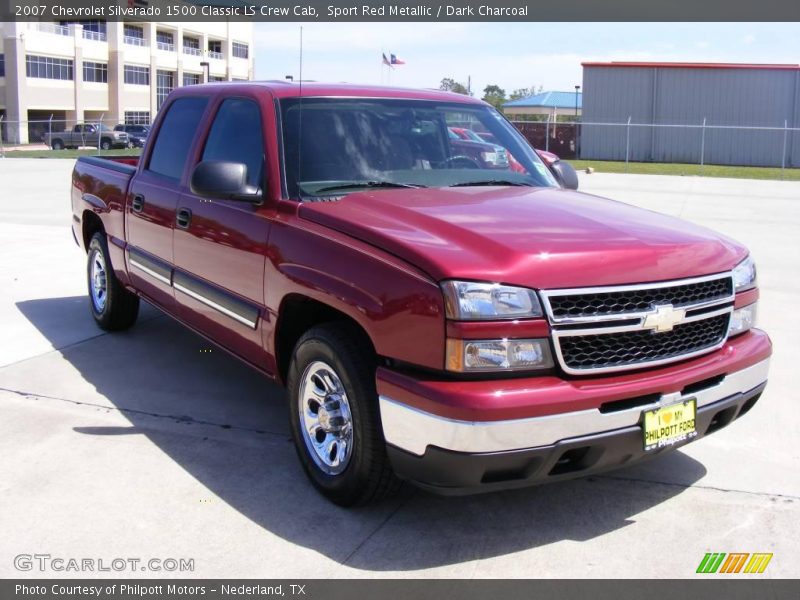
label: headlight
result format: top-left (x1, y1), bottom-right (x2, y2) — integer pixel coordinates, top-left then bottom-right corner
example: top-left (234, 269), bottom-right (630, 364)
top-left (446, 338), bottom-right (554, 372)
top-left (442, 281), bottom-right (543, 320)
top-left (733, 256), bottom-right (757, 292)
top-left (729, 303), bottom-right (757, 336)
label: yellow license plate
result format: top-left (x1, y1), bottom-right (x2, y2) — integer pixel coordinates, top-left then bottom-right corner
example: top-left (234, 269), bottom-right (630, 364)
top-left (643, 399), bottom-right (697, 451)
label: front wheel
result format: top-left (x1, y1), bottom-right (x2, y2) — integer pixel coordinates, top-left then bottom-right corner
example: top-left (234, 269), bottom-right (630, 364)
top-left (287, 323), bottom-right (401, 506)
top-left (87, 232), bottom-right (139, 331)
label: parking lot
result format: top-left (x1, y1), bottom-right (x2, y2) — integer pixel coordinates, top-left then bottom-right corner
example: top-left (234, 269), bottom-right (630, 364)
top-left (0, 158), bottom-right (798, 578)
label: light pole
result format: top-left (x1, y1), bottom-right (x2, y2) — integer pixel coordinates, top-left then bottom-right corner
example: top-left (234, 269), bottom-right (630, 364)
top-left (574, 85), bottom-right (581, 118)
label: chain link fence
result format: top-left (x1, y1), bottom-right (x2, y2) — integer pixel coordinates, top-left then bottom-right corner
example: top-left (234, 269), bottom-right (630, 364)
top-left (512, 117), bottom-right (800, 174)
top-left (0, 115), bottom-right (145, 156)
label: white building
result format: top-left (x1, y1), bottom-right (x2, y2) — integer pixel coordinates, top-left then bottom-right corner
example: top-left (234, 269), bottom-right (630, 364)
top-left (0, 20), bottom-right (254, 143)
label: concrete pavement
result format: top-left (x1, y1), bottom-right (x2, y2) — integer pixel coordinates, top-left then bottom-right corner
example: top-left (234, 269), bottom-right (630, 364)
top-left (0, 159), bottom-right (797, 578)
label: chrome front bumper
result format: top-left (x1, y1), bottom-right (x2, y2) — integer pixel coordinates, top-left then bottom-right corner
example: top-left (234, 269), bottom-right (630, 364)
top-left (380, 358), bottom-right (770, 457)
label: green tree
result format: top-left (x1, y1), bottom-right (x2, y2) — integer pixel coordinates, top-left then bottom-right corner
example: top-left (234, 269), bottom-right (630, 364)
top-left (439, 77), bottom-right (471, 95)
top-left (481, 84), bottom-right (507, 109)
top-left (509, 85), bottom-right (544, 101)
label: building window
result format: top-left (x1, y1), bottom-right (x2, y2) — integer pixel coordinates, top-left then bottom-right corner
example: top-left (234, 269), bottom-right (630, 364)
top-left (0, 55), bottom-right (4, 78)
top-left (124, 111), bottom-right (151, 125)
top-left (157, 70), bottom-right (175, 109)
top-left (156, 31), bottom-right (175, 52)
top-left (183, 36), bottom-right (201, 56)
top-left (208, 40), bottom-right (223, 60)
top-left (26, 55), bottom-right (74, 80)
top-left (209, 76), bottom-right (226, 82)
top-left (83, 61), bottom-right (108, 83)
top-left (124, 25), bottom-right (146, 46)
top-left (124, 65), bottom-right (150, 86)
top-left (232, 42), bottom-right (249, 59)
top-left (77, 20), bottom-right (107, 42)
top-left (183, 73), bottom-right (201, 86)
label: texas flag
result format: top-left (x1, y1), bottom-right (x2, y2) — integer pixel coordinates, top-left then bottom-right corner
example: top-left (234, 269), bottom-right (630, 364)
top-left (382, 53), bottom-right (406, 67)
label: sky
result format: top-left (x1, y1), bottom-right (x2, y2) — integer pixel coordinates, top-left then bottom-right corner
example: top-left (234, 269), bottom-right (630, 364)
top-left (253, 22), bottom-right (800, 97)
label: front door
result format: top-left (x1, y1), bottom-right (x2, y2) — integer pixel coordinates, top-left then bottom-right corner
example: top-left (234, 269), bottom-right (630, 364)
top-left (172, 97), bottom-right (270, 368)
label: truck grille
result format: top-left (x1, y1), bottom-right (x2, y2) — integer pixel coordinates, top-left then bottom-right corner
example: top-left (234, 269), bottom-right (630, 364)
top-left (548, 277), bottom-right (732, 320)
top-left (558, 313), bottom-right (730, 371)
top-left (541, 273), bottom-right (735, 375)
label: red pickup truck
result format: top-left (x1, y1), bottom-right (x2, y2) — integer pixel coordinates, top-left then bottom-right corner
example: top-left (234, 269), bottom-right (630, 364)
top-left (71, 82), bottom-right (770, 506)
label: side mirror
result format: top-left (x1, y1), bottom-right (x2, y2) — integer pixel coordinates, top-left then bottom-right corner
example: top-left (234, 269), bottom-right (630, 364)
top-left (551, 160), bottom-right (579, 190)
top-left (190, 161), bottom-right (262, 203)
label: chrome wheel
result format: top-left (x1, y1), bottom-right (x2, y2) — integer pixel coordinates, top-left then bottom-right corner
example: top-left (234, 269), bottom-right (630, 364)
top-left (89, 249), bottom-right (108, 313)
top-left (298, 360), bottom-right (354, 475)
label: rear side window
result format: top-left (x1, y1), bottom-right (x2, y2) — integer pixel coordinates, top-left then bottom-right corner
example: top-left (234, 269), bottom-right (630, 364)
top-left (202, 98), bottom-right (264, 189)
top-left (148, 96), bottom-right (208, 180)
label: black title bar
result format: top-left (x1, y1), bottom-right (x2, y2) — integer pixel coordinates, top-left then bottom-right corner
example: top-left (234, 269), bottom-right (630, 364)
top-left (3, 0), bottom-right (800, 22)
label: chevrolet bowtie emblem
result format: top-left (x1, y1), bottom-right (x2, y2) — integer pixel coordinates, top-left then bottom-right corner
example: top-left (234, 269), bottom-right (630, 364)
top-left (642, 304), bottom-right (686, 333)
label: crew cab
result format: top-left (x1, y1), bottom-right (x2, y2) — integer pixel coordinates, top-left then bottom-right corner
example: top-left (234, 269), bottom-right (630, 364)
top-left (46, 123), bottom-right (130, 150)
top-left (71, 82), bottom-right (770, 505)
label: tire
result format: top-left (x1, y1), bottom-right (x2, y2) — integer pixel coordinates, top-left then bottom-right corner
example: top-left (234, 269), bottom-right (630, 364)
top-left (51, 139), bottom-right (64, 150)
top-left (100, 138), bottom-right (112, 150)
top-left (87, 232), bottom-right (139, 331)
top-left (287, 323), bottom-right (401, 506)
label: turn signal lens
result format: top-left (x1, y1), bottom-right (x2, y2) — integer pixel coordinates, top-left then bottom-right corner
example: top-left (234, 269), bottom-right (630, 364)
top-left (446, 338), bottom-right (554, 372)
top-left (729, 303), bottom-right (757, 337)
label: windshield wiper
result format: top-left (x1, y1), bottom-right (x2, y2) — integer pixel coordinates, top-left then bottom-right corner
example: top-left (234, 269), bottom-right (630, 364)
top-left (310, 181), bottom-right (426, 194)
top-left (449, 180), bottom-right (533, 187)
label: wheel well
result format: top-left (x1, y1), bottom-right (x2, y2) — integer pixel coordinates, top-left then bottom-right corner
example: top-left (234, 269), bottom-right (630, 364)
top-left (82, 211), bottom-right (104, 252)
top-left (275, 295), bottom-right (375, 383)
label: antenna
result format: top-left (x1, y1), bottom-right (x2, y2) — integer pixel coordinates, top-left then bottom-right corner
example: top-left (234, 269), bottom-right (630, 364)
top-left (297, 26), bottom-right (304, 196)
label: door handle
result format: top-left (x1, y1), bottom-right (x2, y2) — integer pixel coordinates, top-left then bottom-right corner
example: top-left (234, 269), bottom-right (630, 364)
top-left (131, 194), bottom-right (145, 213)
top-left (176, 207), bottom-right (192, 229)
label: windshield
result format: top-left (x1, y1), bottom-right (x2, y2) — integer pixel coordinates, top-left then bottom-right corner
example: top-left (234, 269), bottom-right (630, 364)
top-left (279, 98), bottom-right (558, 198)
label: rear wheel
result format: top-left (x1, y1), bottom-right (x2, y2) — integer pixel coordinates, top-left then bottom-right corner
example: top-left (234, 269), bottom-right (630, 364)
top-left (287, 323), bottom-right (401, 506)
top-left (87, 232), bottom-right (139, 331)
top-left (51, 139), bottom-right (64, 150)
top-left (100, 138), bottom-right (112, 150)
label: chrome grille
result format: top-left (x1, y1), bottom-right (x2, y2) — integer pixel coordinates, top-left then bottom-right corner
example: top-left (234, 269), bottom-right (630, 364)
top-left (541, 273), bottom-right (735, 375)
top-left (558, 313), bottom-right (730, 371)
top-left (548, 277), bottom-right (732, 321)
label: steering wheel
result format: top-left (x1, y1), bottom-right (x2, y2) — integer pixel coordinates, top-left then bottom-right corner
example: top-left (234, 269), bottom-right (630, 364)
top-left (443, 155), bottom-right (481, 169)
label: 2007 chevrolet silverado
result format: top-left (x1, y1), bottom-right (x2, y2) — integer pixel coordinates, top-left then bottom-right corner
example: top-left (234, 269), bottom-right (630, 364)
top-left (71, 82), bottom-right (771, 506)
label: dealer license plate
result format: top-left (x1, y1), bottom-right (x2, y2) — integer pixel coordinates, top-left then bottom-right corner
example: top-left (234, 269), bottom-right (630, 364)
top-left (643, 399), bottom-right (697, 451)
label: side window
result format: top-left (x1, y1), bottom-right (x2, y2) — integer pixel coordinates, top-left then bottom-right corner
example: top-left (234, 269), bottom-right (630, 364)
top-left (148, 96), bottom-right (208, 180)
top-left (202, 98), bottom-right (264, 189)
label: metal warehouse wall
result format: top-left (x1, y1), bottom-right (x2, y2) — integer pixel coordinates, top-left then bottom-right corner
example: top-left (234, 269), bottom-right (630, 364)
top-left (580, 66), bottom-right (800, 167)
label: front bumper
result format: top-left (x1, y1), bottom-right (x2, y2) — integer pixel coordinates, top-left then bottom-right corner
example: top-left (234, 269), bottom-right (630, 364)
top-left (378, 329), bottom-right (771, 493)
top-left (387, 381), bottom-right (765, 494)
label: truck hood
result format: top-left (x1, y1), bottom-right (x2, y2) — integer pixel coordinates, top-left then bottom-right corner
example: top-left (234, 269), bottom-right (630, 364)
top-left (299, 186), bottom-right (747, 289)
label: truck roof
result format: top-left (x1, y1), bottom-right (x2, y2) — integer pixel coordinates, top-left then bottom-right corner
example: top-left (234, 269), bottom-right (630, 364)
top-left (173, 81), bottom-right (486, 104)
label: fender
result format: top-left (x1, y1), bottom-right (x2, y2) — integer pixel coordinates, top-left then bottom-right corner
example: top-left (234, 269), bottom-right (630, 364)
top-left (266, 214), bottom-right (446, 373)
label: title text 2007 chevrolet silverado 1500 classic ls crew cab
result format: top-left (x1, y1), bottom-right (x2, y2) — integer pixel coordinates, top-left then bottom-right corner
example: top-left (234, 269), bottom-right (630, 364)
top-left (71, 82), bottom-right (771, 506)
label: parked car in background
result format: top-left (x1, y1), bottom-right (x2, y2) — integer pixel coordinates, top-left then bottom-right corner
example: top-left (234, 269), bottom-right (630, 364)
top-left (114, 124), bottom-right (151, 148)
top-left (44, 123), bottom-right (129, 150)
top-left (449, 126), bottom-right (511, 169)
top-left (447, 127), bottom-right (510, 169)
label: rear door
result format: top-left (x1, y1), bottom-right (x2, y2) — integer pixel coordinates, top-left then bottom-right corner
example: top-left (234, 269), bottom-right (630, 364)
top-left (126, 95), bottom-right (209, 312)
top-left (172, 96), bottom-right (270, 367)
